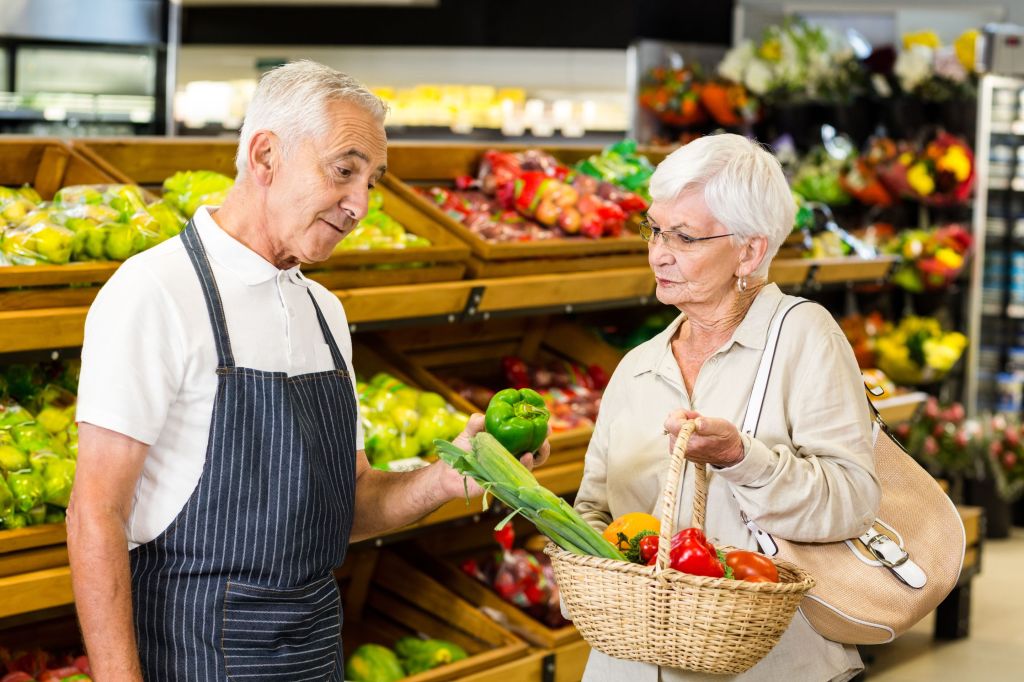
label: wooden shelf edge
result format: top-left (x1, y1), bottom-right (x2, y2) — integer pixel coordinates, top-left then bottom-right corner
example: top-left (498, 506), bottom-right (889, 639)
top-left (0, 566), bottom-right (73, 619)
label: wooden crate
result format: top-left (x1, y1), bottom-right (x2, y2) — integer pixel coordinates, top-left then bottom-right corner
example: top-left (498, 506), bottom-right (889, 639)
top-left (339, 549), bottom-right (528, 681)
top-left (0, 525), bottom-right (68, 582)
top-left (382, 143), bottom-right (650, 277)
top-left (0, 138), bottom-right (137, 308)
top-left (72, 137), bottom-right (471, 288)
top-left (376, 317), bottom-right (622, 456)
top-left (408, 519), bottom-right (590, 681)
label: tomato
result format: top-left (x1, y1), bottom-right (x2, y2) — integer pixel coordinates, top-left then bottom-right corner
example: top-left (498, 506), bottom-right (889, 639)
top-left (725, 550), bottom-right (779, 583)
top-left (638, 535), bottom-right (660, 564)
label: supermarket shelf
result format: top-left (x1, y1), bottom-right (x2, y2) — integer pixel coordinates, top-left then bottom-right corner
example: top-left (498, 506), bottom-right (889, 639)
top-left (0, 567), bottom-right (73, 620)
top-left (990, 121), bottom-right (1024, 135)
top-left (0, 256), bottom-right (906, 352)
top-left (874, 392), bottom-right (928, 424)
top-left (988, 177), bottom-right (1024, 192)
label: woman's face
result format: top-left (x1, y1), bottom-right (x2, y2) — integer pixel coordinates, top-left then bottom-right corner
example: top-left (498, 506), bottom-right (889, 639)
top-left (647, 188), bottom-right (744, 310)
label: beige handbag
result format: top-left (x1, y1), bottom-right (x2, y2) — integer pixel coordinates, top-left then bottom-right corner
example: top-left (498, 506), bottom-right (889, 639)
top-left (739, 299), bottom-right (965, 645)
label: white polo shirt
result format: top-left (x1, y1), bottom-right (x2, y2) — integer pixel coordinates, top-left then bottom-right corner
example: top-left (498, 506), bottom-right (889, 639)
top-left (77, 207), bottom-right (364, 548)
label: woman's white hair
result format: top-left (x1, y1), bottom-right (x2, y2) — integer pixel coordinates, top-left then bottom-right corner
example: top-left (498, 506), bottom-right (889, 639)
top-left (235, 60), bottom-right (387, 177)
top-left (649, 133), bottom-right (794, 278)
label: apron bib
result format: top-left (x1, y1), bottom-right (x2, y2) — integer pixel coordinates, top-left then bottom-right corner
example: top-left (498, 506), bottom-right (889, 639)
top-left (130, 223), bottom-right (357, 681)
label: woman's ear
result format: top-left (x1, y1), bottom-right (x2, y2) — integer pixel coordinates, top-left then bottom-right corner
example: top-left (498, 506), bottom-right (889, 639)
top-left (737, 236), bottom-right (769, 278)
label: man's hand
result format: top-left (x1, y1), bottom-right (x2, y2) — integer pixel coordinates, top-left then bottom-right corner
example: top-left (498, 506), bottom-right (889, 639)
top-left (433, 414), bottom-right (552, 501)
top-left (664, 410), bottom-right (744, 468)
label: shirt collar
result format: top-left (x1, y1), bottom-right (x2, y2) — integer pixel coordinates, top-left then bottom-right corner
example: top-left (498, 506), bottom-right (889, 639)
top-left (192, 206), bottom-right (307, 287)
top-left (632, 283), bottom-right (786, 377)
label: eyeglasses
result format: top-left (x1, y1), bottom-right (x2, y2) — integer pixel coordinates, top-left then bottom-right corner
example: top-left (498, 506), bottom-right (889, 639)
top-left (639, 218), bottom-right (734, 251)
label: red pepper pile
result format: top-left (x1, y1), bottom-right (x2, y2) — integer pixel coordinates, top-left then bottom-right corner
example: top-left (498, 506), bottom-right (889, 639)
top-left (0, 647), bottom-right (91, 682)
top-left (422, 148), bottom-right (647, 242)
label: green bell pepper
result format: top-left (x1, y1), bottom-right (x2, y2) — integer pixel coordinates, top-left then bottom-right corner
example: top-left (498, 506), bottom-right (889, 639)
top-left (484, 388), bottom-right (549, 456)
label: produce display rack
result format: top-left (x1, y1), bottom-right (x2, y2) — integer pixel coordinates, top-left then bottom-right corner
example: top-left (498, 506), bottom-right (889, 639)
top-left (0, 137), bottom-right (979, 680)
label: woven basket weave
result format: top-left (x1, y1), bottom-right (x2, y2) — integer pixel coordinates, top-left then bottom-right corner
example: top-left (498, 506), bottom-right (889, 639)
top-left (546, 421), bottom-right (815, 674)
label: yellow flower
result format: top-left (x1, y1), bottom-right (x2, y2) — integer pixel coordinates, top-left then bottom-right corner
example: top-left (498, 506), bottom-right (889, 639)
top-left (937, 145), bottom-right (972, 182)
top-left (759, 38), bottom-right (782, 62)
top-left (955, 29), bottom-right (980, 71)
top-left (935, 248), bottom-right (963, 270)
top-left (907, 163), bottom-right (935, 196)
top-left (924, 337), bottom-right (965, 372)
top-left (903, 31), bottom-right (941, 51)
top-left (898, 152), bottom-right (915, 165)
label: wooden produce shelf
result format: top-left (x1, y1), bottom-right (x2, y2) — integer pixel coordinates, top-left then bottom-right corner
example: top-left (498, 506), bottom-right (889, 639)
top-left (0, 307), bottom-right (88, 352)
top-left (378, 317), bottom-right (618, 454)
top-left (339, 550), bottom-right (528, 681)
top-left (73, 138), bottom-right (473, 289)
top-left (0, 567), bottom-right (73, 620)
top-left (382, 143), bottom-right (650, 278)
top-left (873, 392), bottom-right (928, 424)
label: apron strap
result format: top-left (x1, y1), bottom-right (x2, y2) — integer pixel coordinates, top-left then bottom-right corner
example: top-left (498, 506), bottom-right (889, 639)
top-left (181, 221), bottom-right (236, 368)
top-left (306, 290), bottom-right (350, 374)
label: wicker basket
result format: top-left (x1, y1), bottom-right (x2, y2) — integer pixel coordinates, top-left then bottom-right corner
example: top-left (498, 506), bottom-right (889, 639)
top-left (545, 421), bottom-right (816, 674)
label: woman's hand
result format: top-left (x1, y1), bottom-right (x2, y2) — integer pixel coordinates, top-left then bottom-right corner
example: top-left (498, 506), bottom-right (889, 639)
top-left (665, 410), bottom-right (745, 468)
top-left (435, 414), bottom-right (552, 500)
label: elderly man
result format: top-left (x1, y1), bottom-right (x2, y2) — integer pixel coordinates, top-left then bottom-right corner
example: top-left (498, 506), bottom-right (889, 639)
top-left (68, 61), bottom-right (548, 682)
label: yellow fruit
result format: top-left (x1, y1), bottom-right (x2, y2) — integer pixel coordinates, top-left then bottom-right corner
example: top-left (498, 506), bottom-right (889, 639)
top-left (603, 512), bottom-right (660, 551)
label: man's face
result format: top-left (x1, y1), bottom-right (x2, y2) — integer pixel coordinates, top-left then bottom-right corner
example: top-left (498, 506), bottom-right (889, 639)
top-left (266, 100), bottom-right (388, 265)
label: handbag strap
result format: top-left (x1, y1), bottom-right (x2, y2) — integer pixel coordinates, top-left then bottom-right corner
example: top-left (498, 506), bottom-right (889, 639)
top-left (740, 298), bottom-right (811, 436)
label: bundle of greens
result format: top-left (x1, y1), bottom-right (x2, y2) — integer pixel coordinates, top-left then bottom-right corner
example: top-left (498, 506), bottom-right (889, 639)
top-left (435, 432), bottom-right (624, 561)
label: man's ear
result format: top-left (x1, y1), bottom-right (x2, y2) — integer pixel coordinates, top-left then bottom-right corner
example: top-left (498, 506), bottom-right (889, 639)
top-left (246, 130), bottom-right (278, 186)
top-left (738, 235), bottom-right (769, 278)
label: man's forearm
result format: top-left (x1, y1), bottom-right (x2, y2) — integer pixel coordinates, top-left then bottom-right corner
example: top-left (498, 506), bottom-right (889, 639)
top-left (350, 464), bottom-right (450, 542)
top-left (67, 506), bottom-right (143, 682)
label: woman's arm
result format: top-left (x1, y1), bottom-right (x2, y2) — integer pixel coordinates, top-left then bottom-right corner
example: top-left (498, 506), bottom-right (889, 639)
top-left (668, 310), bottom-right (881, 543)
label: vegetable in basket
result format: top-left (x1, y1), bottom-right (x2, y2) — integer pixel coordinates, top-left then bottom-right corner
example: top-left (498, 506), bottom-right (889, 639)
top-left (344, 644), bottom-right (405, 682)
top-left (601, 512), bottom-right (660, 553)
top-left (670, 528), bottom-right (725, 578)
top-left (394, 637), bottom-right (467, 675)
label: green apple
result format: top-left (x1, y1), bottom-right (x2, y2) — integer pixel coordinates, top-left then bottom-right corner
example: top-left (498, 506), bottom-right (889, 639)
top-left (18, 185), bottom-right (42, 204)
top-left (83, 223), bottom-right (109, 260)
top-left (392, 387), bottom-right (418, 409)
top-left (2, 197), bottom-right (35, 223)
top-left (29, 449), bottom-right (60, 474)
top-left (390, 433), bottom-right (421, 460)
top-left (146, 200), bottom-right (186, 238)
top-left (414, 409), bottom-right (451, 454)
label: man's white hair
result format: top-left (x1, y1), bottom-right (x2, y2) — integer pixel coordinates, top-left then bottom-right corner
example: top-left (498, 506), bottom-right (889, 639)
top-left (235, 60), bottom-right (387, 177)
top-left (649, 133), bottom-right (794, 278)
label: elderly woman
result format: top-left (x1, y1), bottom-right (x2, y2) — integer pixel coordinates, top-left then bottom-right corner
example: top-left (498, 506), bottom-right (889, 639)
top-left (575, 133), bottom-right (881, 682)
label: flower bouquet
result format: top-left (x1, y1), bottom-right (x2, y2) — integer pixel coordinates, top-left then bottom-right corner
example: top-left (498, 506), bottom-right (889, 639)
top-left (839, 137), bottom-right (901, 207)
top-left (873, 315), bottom-right (967, 385)
top-left (638, 66), bottom-right (706, 127)
top-left (886, 224), bottom-right (973, 292)
top-left (893, 397), bottom-right (976, 478)
top-left (877, 132), bottom-right (975, 207)
top-left (894, 30), bottom-right (978, 103)
top-left (981, 414), bottom-right (1024, 503)
top-left (698, 79), bottom-right (761, 127)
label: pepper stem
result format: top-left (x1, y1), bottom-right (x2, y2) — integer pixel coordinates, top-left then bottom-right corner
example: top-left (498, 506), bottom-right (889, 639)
top-left (514, 401), bottom-right (546, 420)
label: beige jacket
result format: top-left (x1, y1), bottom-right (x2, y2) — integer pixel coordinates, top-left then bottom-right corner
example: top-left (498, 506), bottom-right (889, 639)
top-left (575, 284), bottom-right (881, 682)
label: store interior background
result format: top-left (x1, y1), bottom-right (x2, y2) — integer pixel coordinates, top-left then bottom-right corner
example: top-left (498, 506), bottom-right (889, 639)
top-left (2, 1), bottom-right (1024, 680)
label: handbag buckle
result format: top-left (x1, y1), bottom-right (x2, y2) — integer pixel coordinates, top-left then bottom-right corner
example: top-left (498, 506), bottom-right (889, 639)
top-left (865, 532), bottom-right (909, 568)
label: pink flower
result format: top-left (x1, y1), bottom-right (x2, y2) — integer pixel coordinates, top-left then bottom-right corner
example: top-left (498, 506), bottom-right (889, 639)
top-left (1003, 452), bottom-right (1018, 469)
top-left (990, 441), bottom-right (1005, 457)
top-left (924, 436), bottom-right (940, 457)
top-left (954, 430), bottom-right (969, 448)
top-left (992, 415), bottom-right (1008, 432)
top-left (932, 423), bottom-right (946, 439)
top-left (948, 403), bottom-right (965, 422)
top-left (895, 423), bottom-right (911, 440)
top-left (925, 398), bottom-right (940, 420)
top-left (1006, 428), bottom-right (1020, 447)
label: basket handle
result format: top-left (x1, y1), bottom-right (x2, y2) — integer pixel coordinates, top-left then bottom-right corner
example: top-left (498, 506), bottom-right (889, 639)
top-left (655, 419), bottom-right (706, 572)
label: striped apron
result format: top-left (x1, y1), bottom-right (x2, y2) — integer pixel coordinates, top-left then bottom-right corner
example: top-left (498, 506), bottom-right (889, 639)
top-left (130, 223), bottom-right (357, 681)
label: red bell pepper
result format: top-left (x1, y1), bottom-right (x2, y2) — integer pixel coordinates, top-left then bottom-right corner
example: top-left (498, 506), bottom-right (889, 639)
top-left (669, 528), bottom-right (725, 578)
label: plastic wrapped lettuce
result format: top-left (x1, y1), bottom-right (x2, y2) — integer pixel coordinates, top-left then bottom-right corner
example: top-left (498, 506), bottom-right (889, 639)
top-left (7, 470), bottom-right (44, 512)
top-left (163, 170), bottom-right (235, 217)
top-left (0, 475), bottom-right (14, 518)
top-left (42, 458), bottom-right (75, 507)
top-left (1, 219), bottom-right (75, 265)
top-left (0, 400), bottom-right (34, 429)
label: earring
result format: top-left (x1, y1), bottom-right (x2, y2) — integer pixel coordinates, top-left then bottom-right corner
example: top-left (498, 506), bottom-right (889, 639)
top-left (736, 276), bottom-right (748, 292)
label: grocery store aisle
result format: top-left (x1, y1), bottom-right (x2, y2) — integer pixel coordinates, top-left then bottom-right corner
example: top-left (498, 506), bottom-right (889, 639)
top-left (864, 529), bottom-right (1024, 681)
